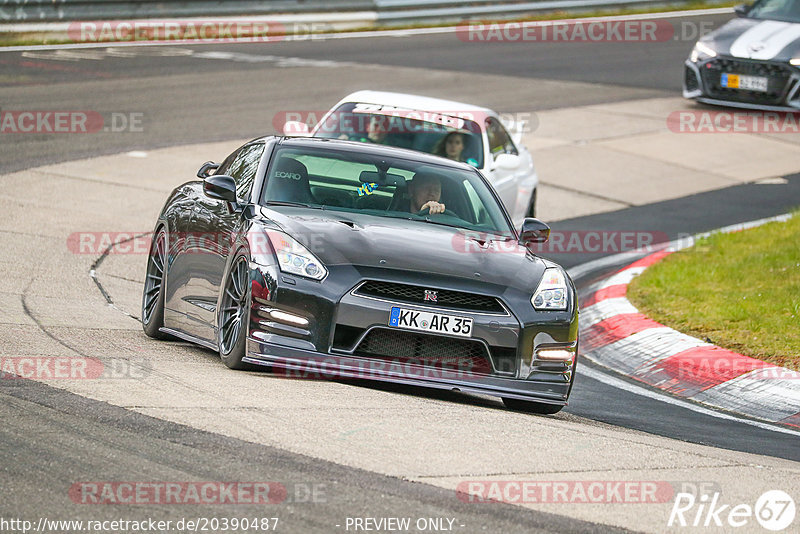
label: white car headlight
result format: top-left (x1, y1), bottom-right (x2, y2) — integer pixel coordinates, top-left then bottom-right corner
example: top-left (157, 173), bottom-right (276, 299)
top-left (690, 41), bottom-right (717, 62)
top-left (791, 58), bottom-right (800, 67)
top-left (531, 268), bottom-right (568, 311)
top-left (267, 231), bottom-right (327, 281)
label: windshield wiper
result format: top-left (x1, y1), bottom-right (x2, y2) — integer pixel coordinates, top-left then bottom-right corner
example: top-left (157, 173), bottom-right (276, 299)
top-left (415, 218), bottom-right (464, 230)
top-left (387, 215), bottom-right (472, 232)
top-left (417, 219), bottom-right (516, 239)
top-left (365, 213), bottom-right (514, 236)
top-left (265, 200), bottom-right (325, 210)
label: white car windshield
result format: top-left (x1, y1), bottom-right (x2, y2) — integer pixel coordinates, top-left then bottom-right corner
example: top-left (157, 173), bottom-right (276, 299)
top-left (748, 0), bottom-right (800, 22)
top-left (313, 102), bottom-right (485, 169)
top-left (261, 145), bottom-right (513, 237)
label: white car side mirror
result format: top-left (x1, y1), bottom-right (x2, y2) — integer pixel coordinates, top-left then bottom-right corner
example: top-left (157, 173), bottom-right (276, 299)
top-left (282, 121), bottom-right (310, 137)
top-left (494, 153), bottom-right (520, 170)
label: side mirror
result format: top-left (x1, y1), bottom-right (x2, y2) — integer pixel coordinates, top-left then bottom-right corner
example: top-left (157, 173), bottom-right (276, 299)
top-left (283, 121), bottom-right (311, 137)
top-left (734, 3), bottom-right (750, 16)
top-left (494, 153), bottom-right (520, 171)
top-left (519, 218), bottom-right (550, 246)
top-left (197, 161), bottom-right (220, 178)
top-left (203, 175), bottom-right (237, 203)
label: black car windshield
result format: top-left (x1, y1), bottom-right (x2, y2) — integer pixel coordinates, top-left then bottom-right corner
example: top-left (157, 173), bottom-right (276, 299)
top-left (313, 102), bottom-right (485, 169)
top-left (261, 145), bottom-right (514, 237)
top-left (748, 0), bottom-right (800, 22)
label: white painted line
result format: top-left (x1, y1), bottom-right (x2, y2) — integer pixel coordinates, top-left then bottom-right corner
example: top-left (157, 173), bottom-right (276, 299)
top-left (0, 7), bottom-right (734, 53)
top-left (579, 364), bottom-right (800, 437)
top-left (692, 213), bottom-right (792, 241)
top-left (568, 250), bottom-right (653, 281)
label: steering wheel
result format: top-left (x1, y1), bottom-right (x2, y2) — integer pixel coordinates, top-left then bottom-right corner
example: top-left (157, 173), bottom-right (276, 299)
top-left (416, 206), bottom-right (460, 218)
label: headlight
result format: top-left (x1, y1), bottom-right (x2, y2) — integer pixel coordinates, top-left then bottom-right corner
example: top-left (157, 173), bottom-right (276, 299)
top-left (791, 58), bottom-right (800, 67)
top-left (267, 231), bottom-right (327, 281)
top-left (531, 268), bottom-right (568, 311)
top-left (690, 41), bottom-right (717, 62)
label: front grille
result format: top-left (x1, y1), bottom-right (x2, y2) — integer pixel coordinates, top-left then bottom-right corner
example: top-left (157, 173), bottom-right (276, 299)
top-left (355, 280), bottom-right (505, 314)
top-left (701, 58), bottom-right (794, 106)
top-left (354, 328), bottom-right (493, 374)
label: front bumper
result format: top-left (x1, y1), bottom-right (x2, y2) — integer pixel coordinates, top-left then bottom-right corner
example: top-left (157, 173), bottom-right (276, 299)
top-left (243, 341), bottom-right (575, 405)
top-left (683, 58), bottom-right (800, 111)
top-left (244, 263), bottom-right (578, 405)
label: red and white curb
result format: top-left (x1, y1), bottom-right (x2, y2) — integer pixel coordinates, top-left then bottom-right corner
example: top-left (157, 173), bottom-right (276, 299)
top-left (577, 215), bottom-right (800, 429)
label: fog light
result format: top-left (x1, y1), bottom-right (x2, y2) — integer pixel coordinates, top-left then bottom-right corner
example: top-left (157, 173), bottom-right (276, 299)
top-left (536, 349), bottom-right (573, 362)
top-left (269, 310), bottom-right (309, 327)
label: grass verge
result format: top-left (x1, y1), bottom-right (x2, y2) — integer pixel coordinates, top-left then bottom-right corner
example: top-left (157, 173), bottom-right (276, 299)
top-left (627, 210), bottom-right (800, 371)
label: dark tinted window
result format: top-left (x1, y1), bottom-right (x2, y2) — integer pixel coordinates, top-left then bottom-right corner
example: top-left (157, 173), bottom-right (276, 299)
top-left (218, 143), bottom-right (265, 201)
top-left (232, 143), bottom-right (265, 201)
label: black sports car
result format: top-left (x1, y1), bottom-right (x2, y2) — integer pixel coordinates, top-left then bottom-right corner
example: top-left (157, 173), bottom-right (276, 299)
top-left (684, 0), bottom-right (800, 110)
top-left (142, 137), bottom-right (577, 414)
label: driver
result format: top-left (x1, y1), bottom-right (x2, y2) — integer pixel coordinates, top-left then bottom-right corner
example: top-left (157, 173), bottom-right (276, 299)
top-left (346, 114), bottom-right (388, 144)
top-left (408, 172), bottom-right (446, 214)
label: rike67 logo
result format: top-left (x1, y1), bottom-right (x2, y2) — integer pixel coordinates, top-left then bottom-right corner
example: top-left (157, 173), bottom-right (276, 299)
top-left (668, 490), bottom-right (795, 531)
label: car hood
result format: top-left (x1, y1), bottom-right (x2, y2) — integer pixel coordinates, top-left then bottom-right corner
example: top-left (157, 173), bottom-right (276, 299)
top-left (257, 206), bottom-right (547, 293)
top-left (705, 18), bottom-right (800, 61)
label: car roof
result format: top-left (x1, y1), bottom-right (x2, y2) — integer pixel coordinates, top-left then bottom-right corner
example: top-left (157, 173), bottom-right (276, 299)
top-left (255, 136), bottom-right (476, 171)
top-left (336, 90), bottom-right (496, 116)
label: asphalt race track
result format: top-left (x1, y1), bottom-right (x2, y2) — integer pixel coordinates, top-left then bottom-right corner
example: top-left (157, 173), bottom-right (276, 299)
top-left (1, 10), bottom-right (799, 533)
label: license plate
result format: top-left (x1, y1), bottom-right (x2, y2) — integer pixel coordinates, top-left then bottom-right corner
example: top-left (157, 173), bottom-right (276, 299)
top-left (388, 306), bottom-right (473, 337)
top-left (721, 73), bottom-right (768, 92)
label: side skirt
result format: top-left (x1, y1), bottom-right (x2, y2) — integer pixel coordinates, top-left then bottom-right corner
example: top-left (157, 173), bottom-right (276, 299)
top-left (159, 327), bottom-right (218, 351)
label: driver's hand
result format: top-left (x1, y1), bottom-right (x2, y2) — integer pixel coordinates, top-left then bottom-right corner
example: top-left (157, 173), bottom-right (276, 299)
top-left (421, 201), bottom-right (446, 214)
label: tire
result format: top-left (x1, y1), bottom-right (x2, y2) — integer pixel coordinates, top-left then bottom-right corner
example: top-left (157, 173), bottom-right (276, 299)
top-left (217, 252), bottom-right (256, 370)
top-left (502, 397), bottom-right (563, 415)
top-left (142, 227), bottom-right (169, 339)
top-left (525, 188), bottom-right (537, 218)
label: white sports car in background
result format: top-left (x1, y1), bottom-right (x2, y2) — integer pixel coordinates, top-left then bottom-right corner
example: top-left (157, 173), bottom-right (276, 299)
top-left (282, 90), bottom-right (539, 224)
